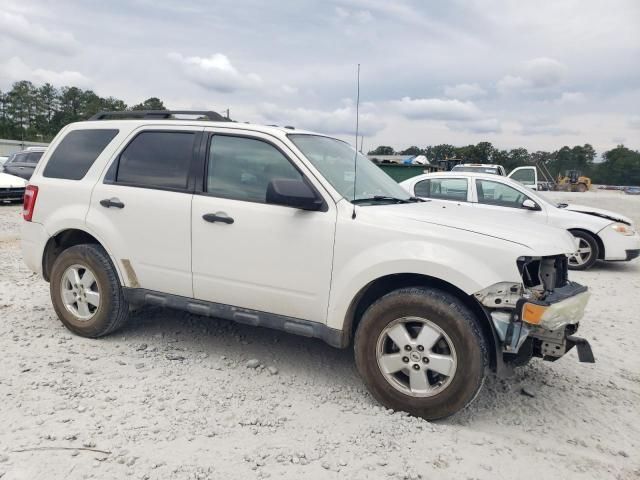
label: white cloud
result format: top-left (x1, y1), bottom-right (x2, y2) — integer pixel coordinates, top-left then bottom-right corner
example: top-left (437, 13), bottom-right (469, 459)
top-left (628, 115), bottom-right (640, 129)
top-left (519, 124), bottom-right (579, 136)
top-left (168, 52), bottom-right (262, 93)
top-left (390, 97), bottom-right (481, 121)
top-left (497, 74), bottom-right (529, 94)
top-left (444, 83), bottom-right (487, 99)
top-left (0, 57), bottom-right (90, 88)
top-left (498, 57), bottom-right (567, 94)
top-left (557, 91), bottom-right (586, 104)
top-left (522, 57), bottom-right (567, 88)
top-left (447, 118), bottom-right (501, 134)
top-left (259, 102), bottom-right (384, 137)
top-left (335, 6), bottom-right (373, 24)
top-left (0, 11), bottom-right (78, 55)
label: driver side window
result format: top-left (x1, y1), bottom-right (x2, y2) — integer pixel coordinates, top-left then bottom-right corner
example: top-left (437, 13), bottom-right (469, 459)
top-left (476, 179), bottom-right (529, 208)
top-left (207, 135), bottom-right (303, 203)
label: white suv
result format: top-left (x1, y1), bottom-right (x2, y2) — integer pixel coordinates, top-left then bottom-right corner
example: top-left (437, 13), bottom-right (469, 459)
top-left (21, 110), bottom-right (594, 419)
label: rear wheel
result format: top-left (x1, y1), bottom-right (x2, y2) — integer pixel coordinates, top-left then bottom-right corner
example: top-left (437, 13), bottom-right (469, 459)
top-left (354, 287), bottom-right (488, 420)
top-left (50, 244), bottom-right (129, 337)
top-left (568, 231), bottom-right (599, 270)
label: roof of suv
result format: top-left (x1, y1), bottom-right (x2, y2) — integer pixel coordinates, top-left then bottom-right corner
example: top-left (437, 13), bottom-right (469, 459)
top-left (70, 111), bottom-right (323, 140)
top-left (77, 119), bottom-right (316, 136)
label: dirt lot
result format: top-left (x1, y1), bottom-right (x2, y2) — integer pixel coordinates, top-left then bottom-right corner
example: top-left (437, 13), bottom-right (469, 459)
top-left (0, 191), bottom-right (639, 480)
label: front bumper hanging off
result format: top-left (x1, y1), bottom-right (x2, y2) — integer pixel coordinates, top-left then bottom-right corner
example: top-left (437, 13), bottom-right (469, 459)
top-left (488, 282), bottom-right (595, 364)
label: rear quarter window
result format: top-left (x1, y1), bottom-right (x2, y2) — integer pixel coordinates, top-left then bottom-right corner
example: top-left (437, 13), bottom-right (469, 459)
top-left (43, 129), bottom-right (119, 180)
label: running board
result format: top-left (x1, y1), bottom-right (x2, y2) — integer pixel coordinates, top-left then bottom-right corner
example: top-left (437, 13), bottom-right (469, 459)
top-left (123, 288), bottom-right (344, 348)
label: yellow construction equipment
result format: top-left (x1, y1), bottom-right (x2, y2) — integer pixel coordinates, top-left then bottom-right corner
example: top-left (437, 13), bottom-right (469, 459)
top-left (556, 170), bottom-right (591, 192)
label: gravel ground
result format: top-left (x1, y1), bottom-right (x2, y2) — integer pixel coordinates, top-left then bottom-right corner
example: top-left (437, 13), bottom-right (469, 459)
top-left (0, 191), bottom-right (639, 480)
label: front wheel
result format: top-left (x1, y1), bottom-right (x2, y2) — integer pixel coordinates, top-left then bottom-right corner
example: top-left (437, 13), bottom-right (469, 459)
top-left (354, 287), bottom-right (488, 420)
top-left (568, 230), bottom-right (599, 270)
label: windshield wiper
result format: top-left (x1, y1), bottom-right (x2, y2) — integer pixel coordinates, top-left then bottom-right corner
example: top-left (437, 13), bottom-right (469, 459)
top-left (352, 195), bottom-right (424, 205)
top-left (557, 203), bottom-right (568, 208)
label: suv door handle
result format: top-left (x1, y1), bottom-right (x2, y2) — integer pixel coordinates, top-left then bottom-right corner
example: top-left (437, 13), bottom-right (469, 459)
top-left (202, 213), bottom-right (234, 224)
top-left (100, 198), bottom-right (125, 209)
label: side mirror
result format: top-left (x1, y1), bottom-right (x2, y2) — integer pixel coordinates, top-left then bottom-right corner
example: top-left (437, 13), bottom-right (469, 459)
top-left (266, 178), bottom-right (323, 211)
top-left (522, 199), bottom-right (541, 211)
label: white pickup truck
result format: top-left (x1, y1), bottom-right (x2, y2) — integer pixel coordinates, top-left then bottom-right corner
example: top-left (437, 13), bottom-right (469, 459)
top-left (21, 110), bottom-right (594, 419)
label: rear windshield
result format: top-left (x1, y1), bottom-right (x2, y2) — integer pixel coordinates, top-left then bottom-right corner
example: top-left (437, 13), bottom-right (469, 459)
top-left (44, 129), bottom-right (119, 180)
top-left (452, 166), bottom-right (499, 174)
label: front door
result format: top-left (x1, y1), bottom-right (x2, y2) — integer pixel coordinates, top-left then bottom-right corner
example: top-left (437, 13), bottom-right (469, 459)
top-left (191, 132), bottom-right (336, 323)
top-left (472, 177), bottom-right (547, 223)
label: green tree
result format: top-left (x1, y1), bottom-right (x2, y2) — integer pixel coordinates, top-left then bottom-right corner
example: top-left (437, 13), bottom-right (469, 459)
top-left (597, 145), bottom-right (640, 186)
top-left (368, 146), bottom-right (395, 155)
top-left (426, 144), bottom-right (456, 161)
top-left (399, 146), bottom-right (423, 156)
top-left (132, 97), bottom-right (166, 111)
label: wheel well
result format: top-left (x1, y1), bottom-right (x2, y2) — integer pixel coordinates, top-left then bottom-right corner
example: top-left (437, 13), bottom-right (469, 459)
top-left (569, 228), bottom-right (605, 260)
top-left (343, 273), bottom-right (498, 369)
top-left (42, 229), bottom-right (101, 282)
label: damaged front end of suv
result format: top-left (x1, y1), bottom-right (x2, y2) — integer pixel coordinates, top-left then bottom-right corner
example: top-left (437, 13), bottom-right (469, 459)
top-left (474, 254), bottom-right (594, 373)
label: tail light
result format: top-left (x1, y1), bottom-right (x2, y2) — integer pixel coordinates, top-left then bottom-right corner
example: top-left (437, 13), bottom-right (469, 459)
top-left (23, 185), bottom-right (39, 221)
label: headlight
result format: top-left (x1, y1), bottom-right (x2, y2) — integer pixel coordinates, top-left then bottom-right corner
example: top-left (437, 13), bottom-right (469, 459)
top-left (611, 223), bottom-right (635, 236)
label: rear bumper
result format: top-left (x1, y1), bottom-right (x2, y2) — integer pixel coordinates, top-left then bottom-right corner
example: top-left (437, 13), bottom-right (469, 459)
top-left (21, 221), bottom-right (49, 277)
top-left (0, 187), bottom-right (24, 202)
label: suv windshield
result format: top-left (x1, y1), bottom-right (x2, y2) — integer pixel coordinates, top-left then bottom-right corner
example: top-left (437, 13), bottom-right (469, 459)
top-left (289, 134), bottom-right (411, 204)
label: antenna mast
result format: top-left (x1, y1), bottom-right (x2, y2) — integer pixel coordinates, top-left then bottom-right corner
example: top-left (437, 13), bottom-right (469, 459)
top-left (352, 64), bottom-right (361, 220)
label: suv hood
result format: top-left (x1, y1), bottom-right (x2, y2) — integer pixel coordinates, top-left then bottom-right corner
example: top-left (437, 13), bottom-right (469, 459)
top-left (0, 172), bottom-right (27, 188)
top-left (563, 203), bottom-right (633, 226)
top-left (372, 202), bottom-right (577, 255)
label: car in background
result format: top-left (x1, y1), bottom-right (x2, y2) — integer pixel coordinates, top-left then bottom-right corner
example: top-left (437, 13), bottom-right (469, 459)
top-left (451, 163), bottom-right (506, 176)
top-left (0, 171), bottom-right (27, 203)
top-left (401, 171), bottom-right (640, 270)
top-left (2, 147), bottom-right (47, 180)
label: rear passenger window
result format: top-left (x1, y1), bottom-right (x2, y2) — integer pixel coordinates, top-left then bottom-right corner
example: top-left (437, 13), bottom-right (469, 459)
top-left (414, 178), bottom-right (468, 201)
top-left (206, 135), bottom-right (303, 203)
top-left (116, 131), bottom-right (195, 189)
top-left (44, 130), bottom-right (118, 180)
top-left (25, 152), bottom-right (43, 164)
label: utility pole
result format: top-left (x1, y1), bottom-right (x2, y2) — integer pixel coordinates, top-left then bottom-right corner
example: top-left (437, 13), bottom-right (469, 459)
top-left (225, 108), bottom-right (230, 120)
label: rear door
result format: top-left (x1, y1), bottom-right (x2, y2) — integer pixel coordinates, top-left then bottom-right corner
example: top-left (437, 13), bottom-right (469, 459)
top-left (412, 176), bottom-right (472, 204)
top-left (191, 130), bottom-right (336, 323)
top-left (86, 126), bottom-right (202, 297)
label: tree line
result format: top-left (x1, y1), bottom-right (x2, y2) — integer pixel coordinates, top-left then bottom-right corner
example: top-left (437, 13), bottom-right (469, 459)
top-left (1, 80), bottom-right (638, 185)
top-left (0, 80), bottom-right (165, 142)
top-left (368, 142), bottom-right (640, 186)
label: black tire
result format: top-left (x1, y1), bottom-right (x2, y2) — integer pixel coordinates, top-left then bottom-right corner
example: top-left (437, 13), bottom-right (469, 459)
top-left (50, 244), bottom-right (129, 337)
top-left (568, 230), bottom-right (599, 270)
top-left (354, 287), bottom-right (488, 420)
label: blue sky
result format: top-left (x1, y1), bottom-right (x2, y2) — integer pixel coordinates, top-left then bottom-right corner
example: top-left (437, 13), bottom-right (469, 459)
top-left (1, 0), bottom-right (639, 153)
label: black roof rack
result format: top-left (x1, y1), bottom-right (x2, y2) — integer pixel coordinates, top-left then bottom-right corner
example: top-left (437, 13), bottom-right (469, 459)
top-left (88, 110), bottom-right (231, 122)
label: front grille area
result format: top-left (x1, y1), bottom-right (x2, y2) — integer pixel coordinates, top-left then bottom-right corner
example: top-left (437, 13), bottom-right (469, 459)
top-left (518, 255), bottom-right (569, 290)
